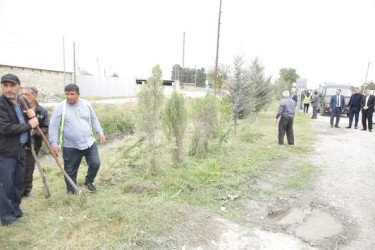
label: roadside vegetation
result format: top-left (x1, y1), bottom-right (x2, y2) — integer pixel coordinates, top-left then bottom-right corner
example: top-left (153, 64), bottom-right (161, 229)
top-left (0, 99), bottom-right (315, 249)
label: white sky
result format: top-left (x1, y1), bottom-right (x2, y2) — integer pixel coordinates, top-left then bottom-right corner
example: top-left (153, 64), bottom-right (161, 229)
top-left (0, 0), bottom-right (374, 89)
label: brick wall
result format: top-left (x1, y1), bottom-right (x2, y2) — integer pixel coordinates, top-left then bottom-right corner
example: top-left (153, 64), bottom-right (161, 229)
top-left (0, 65), bottom-right (73, 94)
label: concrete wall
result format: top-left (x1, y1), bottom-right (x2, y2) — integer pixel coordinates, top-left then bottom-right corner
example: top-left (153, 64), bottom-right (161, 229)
top-left (77, 75), bottom-right (137, 97)
top-left (0, 64), bottom-right (72, 94)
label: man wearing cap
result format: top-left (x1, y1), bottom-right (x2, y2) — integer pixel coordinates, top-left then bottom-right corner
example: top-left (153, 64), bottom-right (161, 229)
top-left (21, 87), bottom-right (49, 197)
top-left (0, 74), bottom-right (39, 226)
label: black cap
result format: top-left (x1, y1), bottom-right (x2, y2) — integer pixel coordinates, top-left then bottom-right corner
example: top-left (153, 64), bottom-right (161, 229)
top-left (1, 74), bottom-right (21, 85)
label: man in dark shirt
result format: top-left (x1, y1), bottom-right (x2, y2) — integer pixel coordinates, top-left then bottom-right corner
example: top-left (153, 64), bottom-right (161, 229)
top-left (276, 91), bottom-right (296, 145)
top-left (346, 87), bottom-right (363, 129)
top-left (0, 74), bottom-right (39, 226)
top-left (21, 87), bottom-right (49, 197)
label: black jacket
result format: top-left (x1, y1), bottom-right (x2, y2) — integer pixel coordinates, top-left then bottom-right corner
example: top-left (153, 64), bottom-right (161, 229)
top-left (32, 101), bottom-right (49, 152)
top-left (361, 94), bottom-right (375, 112)
top-left (0, 95), bottom-right (32, 158)
top-left (348, 93), bottom-right (363, 109)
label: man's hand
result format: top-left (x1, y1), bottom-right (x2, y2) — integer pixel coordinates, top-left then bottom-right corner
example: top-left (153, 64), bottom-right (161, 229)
top-left (28, 117), bottom-right (39, 128)
top-left (329, 109), bottom-right (332, 112)
top-left (275, 119), bottom-right (278, 124)
top-left (99, 134), bottom-right (107, 145)
top-left (52, 147), bottom-right (60, 157)
top-left (364, 106), bottom-right (368, 110)
top-left (342, 109), bottom-right (344, 112)
top-left (24, 109), bottom-right (36, 119)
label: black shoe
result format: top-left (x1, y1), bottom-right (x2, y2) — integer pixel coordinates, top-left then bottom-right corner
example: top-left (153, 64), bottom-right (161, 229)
top-left (370, 130), bottom-right (373, 132)
top-left (335, 126), bottom-right (340, 128)
top-left (85, 183), bottom-right (97, 193)
top-left (354, 126), bottom-right (358, 129)
top-left (67, 190), bottom-right (77, 195)
top-left (14, 207), bottom-right (23, 218)
top-left (361, 129), bottom-right (367, 131)
top-left (345, 126), bottom-right (351, 129)
top-left (3, 219), bottom-right (23, 226)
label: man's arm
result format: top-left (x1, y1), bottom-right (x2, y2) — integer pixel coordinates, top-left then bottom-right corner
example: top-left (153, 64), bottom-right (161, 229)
top-left (368, 96), bottom-right (375, 109)
top-left (275, 103), bottom-right (284, 120)
top-left (329, 96), bottom-right (334, 110)
top-left (0, 104), bottom-right (32, 136)
top-left (48, 104), bottom-right (62, 148)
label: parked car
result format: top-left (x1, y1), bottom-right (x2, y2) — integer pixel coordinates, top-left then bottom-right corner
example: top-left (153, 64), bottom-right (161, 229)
top-left (317, 84), bottom-right (352, 116)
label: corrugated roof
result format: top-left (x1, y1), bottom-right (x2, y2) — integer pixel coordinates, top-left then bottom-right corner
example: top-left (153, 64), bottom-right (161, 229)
top-left (0, 64), bottom-right (73, 74)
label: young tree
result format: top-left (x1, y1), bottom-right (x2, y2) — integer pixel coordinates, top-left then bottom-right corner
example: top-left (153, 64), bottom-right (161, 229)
top-left (136, 65), bottom-right (164, 175)
top-left (248, 58), bottom-right (273, 113)
top-left (279, 68), bottom-right (300, 87)
top-left (189, 95), bottom-right (219, 156)
top-left (227, 54), bottom-right (252, 133)
top-left (163, 92), bottom-right (188, 167)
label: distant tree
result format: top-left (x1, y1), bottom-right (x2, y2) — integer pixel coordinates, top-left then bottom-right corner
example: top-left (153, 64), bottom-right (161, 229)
top-left (112, 72), bottom-right (119, 77)
top-left (163, 92), bottom-right (188, 166)
top-left (171, 65), bottom-right (206, 86)
top-left (136, 65), bottom-right (164, 175)
top-left (273, 77), bottom-right (289, 100)
top-left (207, 64), bottom-right (230, 92)
top-left (279, 68), bottom-right (299, 86)
top-left (227, 54), bottom-right (252, 133)
top-left (364, 80), bottom-right (375, 90)
top-left (248, 58), bottom-right (273, 113)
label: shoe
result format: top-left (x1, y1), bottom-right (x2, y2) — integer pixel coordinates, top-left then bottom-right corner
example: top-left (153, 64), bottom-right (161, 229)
top-left (361, 129), bottom-right (367, 131)
top-left (67, 191), bottom-right (77, 195)
top-left (370, 130), bottom-right (373, 132)
top-left (85, 183), bottom-right (97, 193)
top-left (345, 126), bottom-right (351, 129)
top-left (14, 207), bottom-right (23, 218)
top-left (22, 192), bottom-right (33, 198)
top-left (335, 126), bottom-right (340, 128)
top-left (354, 126), bottom-right (358, 129)
top-left (3, 219), bottom-right (23, 226)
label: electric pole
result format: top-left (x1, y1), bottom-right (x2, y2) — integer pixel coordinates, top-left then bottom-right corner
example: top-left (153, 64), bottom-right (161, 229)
top-left (181, 32), bottom-right (185, 89)
top-left (364, 62), bottom-right (370, 92)
top-left (73, 42), bottom-right (76, 84)
top-left (214, 0), bottom-right (222, 96)
top-left (63, 36), bottom-right (66, 86)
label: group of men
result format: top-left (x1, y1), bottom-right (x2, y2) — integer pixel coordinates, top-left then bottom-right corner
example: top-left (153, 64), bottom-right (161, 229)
top-left (0, 73), bottom-right (106, 226)
top-left (276, 87), bottom-right (375, 146)
top-left (329, 88), bottom-right (374, 132)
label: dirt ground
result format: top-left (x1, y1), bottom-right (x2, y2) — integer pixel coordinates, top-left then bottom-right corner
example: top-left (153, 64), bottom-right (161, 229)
top-left (191, 112), bottom-right (375, 250)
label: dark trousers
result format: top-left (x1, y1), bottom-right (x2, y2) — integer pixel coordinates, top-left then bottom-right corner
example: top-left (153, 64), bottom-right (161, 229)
top-left (312, 107), bottom-right (318, 118)
top-left (0, 149), bottom-right (25, 225)
top-left (303, 104), bottom-right (310, 113)
top-left (63, 143), bottom-right (100, 193)
top-left (278, 116), bottom-right (294, 145)
top-left (362, 110), bottom-right (373, 130)
top-left (348, 107), bottom-right (360, 127)
top-left (22, 149), bottom-right (37, 195)
top-left (330, 107), bottom-right (342, 126)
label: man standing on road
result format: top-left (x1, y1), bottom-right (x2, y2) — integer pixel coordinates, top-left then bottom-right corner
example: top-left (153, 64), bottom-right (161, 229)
top-left (361, 89), bottom-right (375, 132)
top-left (329, 89), bottom-right (345, 128)
top-left (310, 90), bottom-right (320, 119)
top-left (346, 87), bottom-right (363, 129)
top-left (21, 87), bottom-right (49, 197)
top-left (0, 74), bottom-right (39, 226)
top-left (49, 84), bottom-right (106, 194)
top-left (275, 91), bottom-right (296, 145)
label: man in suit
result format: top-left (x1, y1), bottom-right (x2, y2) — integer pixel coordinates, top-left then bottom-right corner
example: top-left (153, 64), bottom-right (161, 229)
top-left (346, 87), bottom-right (363, 129)
top-left (361, 89), bottom-right (375, 132)
top-left (329, 89), bottom-right (346, 128)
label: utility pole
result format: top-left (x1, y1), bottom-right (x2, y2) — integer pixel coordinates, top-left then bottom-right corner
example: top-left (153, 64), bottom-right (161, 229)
top-left (97, 57), bottom-right (100, 77)
top-left (194, 66), bottom-right (197, 87)
top-left (363, 62), bottom-right (370, 92)
top-left (63, 36), bottom-right (66, 86)
top-left (73, 42), bottom-right (76, 84)
top-left (214, 0), bottom-right (222, 96)
top-left (181, 32), bottom-right (186, 89)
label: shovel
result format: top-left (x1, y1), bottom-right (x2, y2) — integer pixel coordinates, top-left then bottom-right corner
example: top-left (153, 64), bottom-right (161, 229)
top-left (20, 97), bottom-right (86, 207)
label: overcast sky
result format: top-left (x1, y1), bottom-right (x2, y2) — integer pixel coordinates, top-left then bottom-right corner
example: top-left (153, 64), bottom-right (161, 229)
top-left (0, 0), bottom-right (374, 89)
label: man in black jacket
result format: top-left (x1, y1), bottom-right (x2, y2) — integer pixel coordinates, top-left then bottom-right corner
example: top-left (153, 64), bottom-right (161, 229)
top-left (21, 87), bottom-right (49, 197)
top-left (0, 74), bottom-right (39, 226)
top-left (361, 89), bottom-right (375, 132)
top-left (346, 87), bottom-right (363, 129)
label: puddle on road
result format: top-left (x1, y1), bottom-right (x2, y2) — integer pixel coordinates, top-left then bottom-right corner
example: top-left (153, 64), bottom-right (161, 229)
top-left (276, 207), bottom-right (343, 245)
